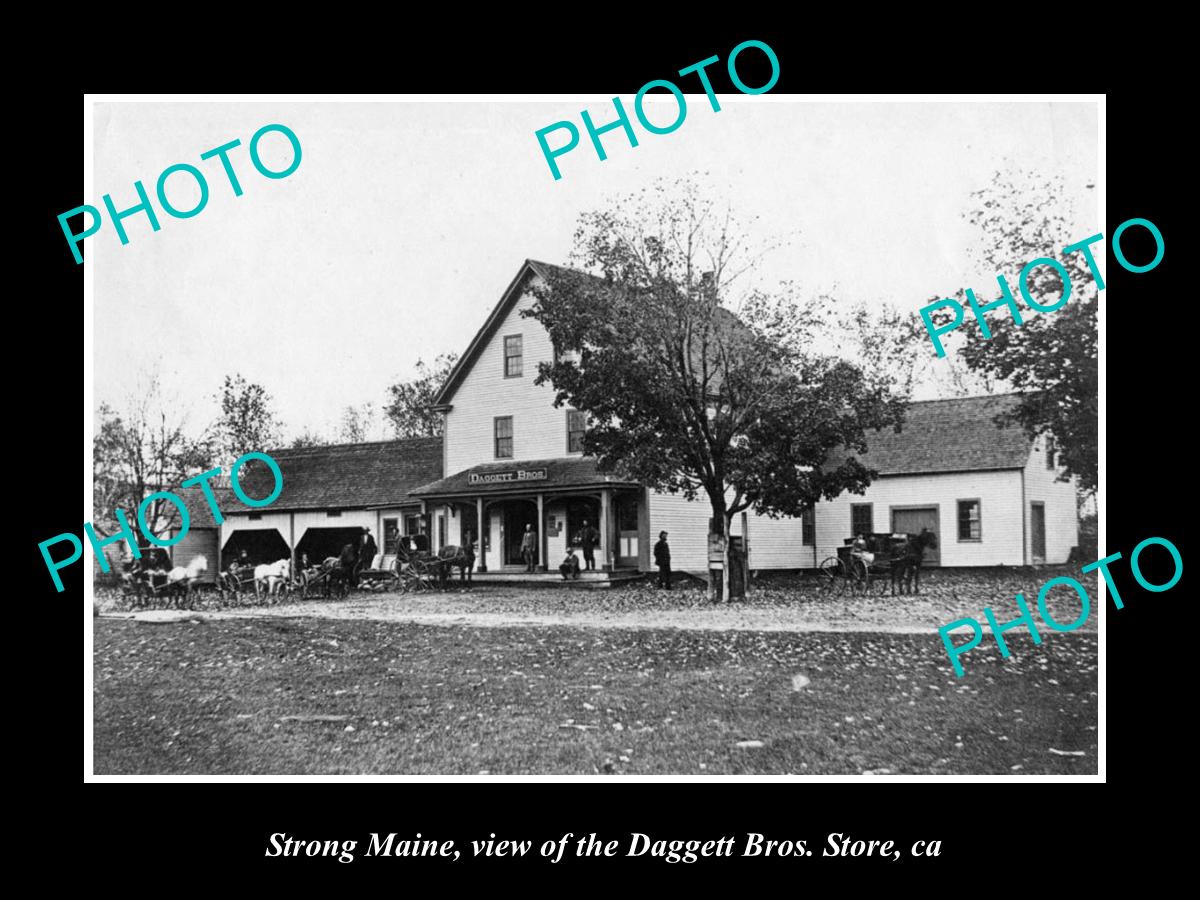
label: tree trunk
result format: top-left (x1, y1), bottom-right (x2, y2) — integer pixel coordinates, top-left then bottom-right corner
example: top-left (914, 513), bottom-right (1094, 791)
top-left (708, 494), bottom-right (728, 604)
top-left (722, 512), bottom-right (734, 604)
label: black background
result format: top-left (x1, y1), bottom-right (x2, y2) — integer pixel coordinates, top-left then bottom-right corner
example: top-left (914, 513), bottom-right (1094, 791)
top-left (29, 24), bottom-right (1181, 888)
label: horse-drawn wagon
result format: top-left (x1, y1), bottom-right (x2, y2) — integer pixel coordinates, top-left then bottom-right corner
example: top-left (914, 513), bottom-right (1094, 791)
top-left (818, 529), bottom-right (937, 596)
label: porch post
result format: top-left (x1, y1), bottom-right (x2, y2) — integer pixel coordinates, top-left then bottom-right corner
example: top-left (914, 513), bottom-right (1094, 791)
top-left (536, 493), bottom-right (546, 572)
top-left (600, 488), bottom-right (613, 572)
top-left (476, 496), bottom-right (487, 572)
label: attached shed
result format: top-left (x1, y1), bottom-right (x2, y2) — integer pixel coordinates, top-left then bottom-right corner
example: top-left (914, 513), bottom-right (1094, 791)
top-left (220, 437), bottom-right (443, 568)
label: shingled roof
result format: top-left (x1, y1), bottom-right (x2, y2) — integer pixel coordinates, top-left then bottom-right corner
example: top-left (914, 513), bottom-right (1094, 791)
top-left (229, 437), bottom-right (443, 513)
top-left (854, 393), bottom-right (1033, 476)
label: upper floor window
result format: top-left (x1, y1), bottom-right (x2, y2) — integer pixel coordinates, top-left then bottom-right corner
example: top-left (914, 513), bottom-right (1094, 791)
top-left (326, 510), bottom-right (342, 518)
top-left (504, 334), bottom-right (523, 377)
top-left (1045, 436), bottom-right (1056, 469)
top-left (494, 416), bottom-right (513, 459)
top-left (957, 499), bottom-right (982, 541)
top-left (567, 409), bottom-right (586, 453)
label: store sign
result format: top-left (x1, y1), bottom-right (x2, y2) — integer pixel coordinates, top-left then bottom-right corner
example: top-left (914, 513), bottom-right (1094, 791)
top-left (468, 468), bottom-right (548, 486)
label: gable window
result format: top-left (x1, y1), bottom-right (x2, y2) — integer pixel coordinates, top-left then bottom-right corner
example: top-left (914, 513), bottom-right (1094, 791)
top-left (957, 499), bottom-right (982, 541)
top-left (494, 416), bottom-right (513, 459)
top-left (801, 507), bottom-right (815, 546)
top-left (503, 334), bottom-right (523, 377)
top-left (1045, 436), bottom-right (1056, 469)
top-left (851, 503), bottom-right (872, 537)
top-left (567, 409), bottom-right (586, 453)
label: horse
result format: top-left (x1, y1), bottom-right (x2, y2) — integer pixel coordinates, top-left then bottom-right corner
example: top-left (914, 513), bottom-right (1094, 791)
top-left (893, 529), bottom-right (938, 595)
top-left (434, 543), bottom-right (476, 588)
top-left (322, 544), bottom-right (358, 598)
top-left (254, 559), bottom-right (292, 601)
top-left (165, 555), bottom-right (208, 608)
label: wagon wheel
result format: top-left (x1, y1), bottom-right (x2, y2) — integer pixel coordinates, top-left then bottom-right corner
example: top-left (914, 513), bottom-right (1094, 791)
top-left (848, 557), bottom-right (870, 594)
top-left (818, 557), bottom-right (846, 595)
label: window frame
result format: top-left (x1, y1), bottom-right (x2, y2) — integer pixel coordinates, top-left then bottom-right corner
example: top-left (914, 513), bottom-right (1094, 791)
top-left (850, 503), bottom-right (873, 538)
top-left (801, 506), bottom-right (815, 546)
top-left (566, 408), bottom-right (586, 453)
top-left (956, 498), bottom-right (982, 542)
top-left (1045, 436), bottom-right (1056, 470)
top-left (494, 415), bottom-right (514, 459)
top-left (503, 334), bottom-right (523, 378)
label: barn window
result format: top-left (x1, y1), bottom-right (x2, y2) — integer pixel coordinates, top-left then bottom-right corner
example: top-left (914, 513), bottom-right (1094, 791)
top-left (801, 507), bottom-right (815, 546)
top-left (851, 503), bottom-right (872, 538)
top-left (327, 510), bottom-right (342, 518)
top-left (957, 499), bottom-right (982, 541)
top-left (567, 409), bottom-right (586, 453)
top-left (503, 334), bottom-right (523, 377)
top-left (494, 416), bottom-right (513, 459)
top-left (248, 513), bottom-right (263, 521)
top-left (1045, 436), bottom-right (1056, 469)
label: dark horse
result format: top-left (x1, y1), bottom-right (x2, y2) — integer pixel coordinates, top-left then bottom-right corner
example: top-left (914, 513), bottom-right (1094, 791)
top-left (322, 543), bottom-right (358, 598)
top-left (892, 528), bottom-right (938, 595)
top-left (434, 543), bottom-right (476, 588)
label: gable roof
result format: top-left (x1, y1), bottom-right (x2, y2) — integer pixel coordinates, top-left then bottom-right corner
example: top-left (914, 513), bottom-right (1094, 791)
top-left (435, 259), bottom-right (760, 407)
top-left (434, 260), bottom-right (554, 407)
top-left (228, 436), bottom-right (444, 514)
top-left (854, 393), bottom-right (1033, 476)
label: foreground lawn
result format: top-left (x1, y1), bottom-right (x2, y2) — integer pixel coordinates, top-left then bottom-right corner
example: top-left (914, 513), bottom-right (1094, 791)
top-left (93, 618), bottom-right (1096, 775)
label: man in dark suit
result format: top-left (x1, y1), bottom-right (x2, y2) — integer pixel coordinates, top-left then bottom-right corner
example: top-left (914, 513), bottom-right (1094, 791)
top-left (353, 527), bottom-right (378, 587)
top-left (577, 519), bottom-right (599, 570)
top-left (654, 531), bottom-right (672, 589)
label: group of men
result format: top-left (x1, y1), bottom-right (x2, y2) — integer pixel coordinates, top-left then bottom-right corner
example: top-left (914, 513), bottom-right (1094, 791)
top-left (546, 520), bottom-right (671, 589)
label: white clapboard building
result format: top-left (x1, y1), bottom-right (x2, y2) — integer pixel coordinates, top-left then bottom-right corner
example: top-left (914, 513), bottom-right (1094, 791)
top-left (405, 260), bottom-right (1079, 576)
top-left (218, 438), bottom-right (442, 571)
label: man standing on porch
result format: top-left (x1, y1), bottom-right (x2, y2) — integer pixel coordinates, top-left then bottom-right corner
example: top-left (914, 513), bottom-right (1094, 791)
top-left (578, 519), bottom-right (599, 571)
top-left (521, 523), bottom-right (537, 572)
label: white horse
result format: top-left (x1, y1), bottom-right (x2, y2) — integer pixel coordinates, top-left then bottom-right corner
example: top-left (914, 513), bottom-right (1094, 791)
top-left (254, 559), bottom-right (292, 601)
top-left (166, 555), bottom-right (208, 608)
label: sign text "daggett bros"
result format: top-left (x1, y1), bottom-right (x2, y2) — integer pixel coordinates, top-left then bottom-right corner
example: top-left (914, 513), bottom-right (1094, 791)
top-left (468, 468), bottom-right (548, 485)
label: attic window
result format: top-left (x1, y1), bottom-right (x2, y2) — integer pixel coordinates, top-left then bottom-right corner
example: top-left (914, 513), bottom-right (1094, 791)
top-left (248, 513), bottom-right (263, 521)
top-left (1045, 436), bottom-right (1056, 469)
top-left (504, 334), bottom-right (523, 377)
top-left (327, 510), bottom-right (342, 518)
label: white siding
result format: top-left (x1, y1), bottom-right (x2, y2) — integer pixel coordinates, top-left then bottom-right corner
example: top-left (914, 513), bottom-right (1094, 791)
top-left (444, 279), bottom-right (579, 473)
top-left (1024, 435), bottom-right (1079, 564)
top-left (646, 490), bottom-right (810, 573)
top-left (814, 470), bottom-right (1025, 566)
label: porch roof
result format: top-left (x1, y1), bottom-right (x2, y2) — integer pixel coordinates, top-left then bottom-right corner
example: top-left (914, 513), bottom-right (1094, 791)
top-left (409, 457), bottom-right (640, 498)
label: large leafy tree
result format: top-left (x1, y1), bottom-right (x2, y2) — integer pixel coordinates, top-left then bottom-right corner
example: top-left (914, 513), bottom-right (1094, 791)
top-left (523, 178), bottom-right (907, 599)
top-left (384, 353), bottom-right (459, 438)
top-left (954, 170), bottom-right (1098, 494)
top-left (216, 374), bottom-right (282, 460)
top-left (92, 374), bottom-right (214, 556)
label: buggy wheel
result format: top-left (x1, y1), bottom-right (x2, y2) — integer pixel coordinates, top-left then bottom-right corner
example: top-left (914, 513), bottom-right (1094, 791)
top-left (848, 557), bottom-right (869, 593)
top-left (818, 557), bottom-right (845, 594)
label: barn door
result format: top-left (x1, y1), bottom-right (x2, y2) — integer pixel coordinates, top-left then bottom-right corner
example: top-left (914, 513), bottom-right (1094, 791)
top-left (891, 507), bottom-right (940, 565)
top-left (1031, 502), bottom-right (1046, 564)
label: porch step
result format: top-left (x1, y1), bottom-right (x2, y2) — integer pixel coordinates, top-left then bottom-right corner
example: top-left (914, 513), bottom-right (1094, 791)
top-left (470, 570), bottom-right (646, 589)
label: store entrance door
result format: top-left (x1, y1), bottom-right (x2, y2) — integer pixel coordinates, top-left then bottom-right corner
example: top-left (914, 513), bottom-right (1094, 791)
top-left (503, 503), bottom-right (538, 568)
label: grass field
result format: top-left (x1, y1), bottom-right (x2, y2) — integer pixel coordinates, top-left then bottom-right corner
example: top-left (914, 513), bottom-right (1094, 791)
top-left (94, 616), bottom-right (1097, 775)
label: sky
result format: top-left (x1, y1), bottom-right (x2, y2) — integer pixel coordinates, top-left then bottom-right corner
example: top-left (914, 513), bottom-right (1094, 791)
top-left (92, 99), bottom-right (1098, 442)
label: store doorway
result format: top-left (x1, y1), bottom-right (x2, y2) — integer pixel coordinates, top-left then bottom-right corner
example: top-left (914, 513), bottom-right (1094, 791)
top-left (503, 502), bottom-right (538, 568)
